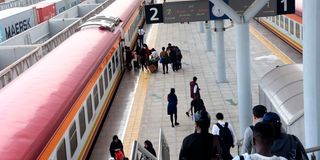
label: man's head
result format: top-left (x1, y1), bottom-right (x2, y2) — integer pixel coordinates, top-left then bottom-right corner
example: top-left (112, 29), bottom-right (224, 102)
top-left (252, 105), bottom-right (267, 121)
top-left (253, 122), bottom-right (274, 152)
top-left (193, 76), bottom-right (197, 82)
top-left (216, 112), bottom-right (224, 120)
top-left (168, 43), bottom-right (172, 47)
top-left (162, 47), bottom-right (165, 51)
top-left (194, 109), bottom-right (211, 133)
top-left (263, 112), bottom-right (282, 138)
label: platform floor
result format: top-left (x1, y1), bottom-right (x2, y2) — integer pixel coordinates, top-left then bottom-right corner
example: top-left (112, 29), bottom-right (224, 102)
top-left (90, 18), bottom-right (300, 159)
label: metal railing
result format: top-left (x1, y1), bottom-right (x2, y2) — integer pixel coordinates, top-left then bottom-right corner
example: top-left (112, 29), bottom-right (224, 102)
top-left (130, 128), bottom-right (170, 160)
top-left (0, 0), bottom-right (116, 89)
top-left (306, 146), bottom-right (320, 160)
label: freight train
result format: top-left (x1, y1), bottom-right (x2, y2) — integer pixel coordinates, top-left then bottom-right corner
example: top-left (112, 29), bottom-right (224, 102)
top-left (0, 0), bottom-right (144, 159)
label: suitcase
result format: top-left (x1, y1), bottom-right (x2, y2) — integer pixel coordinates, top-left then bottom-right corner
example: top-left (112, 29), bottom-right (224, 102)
top-left (148, 64), bottom-right (157, 73)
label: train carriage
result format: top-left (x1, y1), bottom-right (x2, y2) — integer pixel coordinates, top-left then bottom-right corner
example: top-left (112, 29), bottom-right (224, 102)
top-left (0, 0), bottom-right (144, 159)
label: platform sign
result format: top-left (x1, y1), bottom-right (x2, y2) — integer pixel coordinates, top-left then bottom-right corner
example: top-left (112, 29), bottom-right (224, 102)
top-left (163, 1), bottom-right (209, 23)
top-left (145, 4), bottom-right (164, 24)
top-left (209, 0), bottom-right (229, 20)
top-left (228, 0), bottom-right (295, 17)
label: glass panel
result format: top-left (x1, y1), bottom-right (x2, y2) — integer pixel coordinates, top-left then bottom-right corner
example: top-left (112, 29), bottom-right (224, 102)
top-left (93, 85), bottom-right (99, 109)
top-left (301, 26), bottom-right (303, 40)
top-left (272, 16), bottom-right (275, 23)
top-left (280, 16), bottom-right (284, 28)
top-left (57, 139), bottom-right (67, 160)
top-left (115, 51), bottom-right (119, 67)
top-left (86, 95), bottom-right (93, 122)
top-left (104, 69), bottom-right (108, 89)
top-left (276, 16), bottom-right (280, 26)
top-left (69, 122), bottom-right (78, 157)
top-left (79, 108), bottom-right (86, 138)
top-left (295, 23), bottom-right (300, 39)
top-left (112, 56), bottom-right (116, 73)
top-left (99, 77), bottom-right (104, 98)
top-left (108, 63), bottom-right (112, 81)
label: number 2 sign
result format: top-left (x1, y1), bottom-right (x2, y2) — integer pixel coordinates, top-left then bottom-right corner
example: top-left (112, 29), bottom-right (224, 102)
top-left (145, 4), bottom-right (164, 24)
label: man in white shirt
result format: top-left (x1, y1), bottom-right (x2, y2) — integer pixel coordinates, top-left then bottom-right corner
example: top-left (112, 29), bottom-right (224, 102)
top-left (138, 26), bottom-right (145, 47)
top-left (212, 112), bottom-right (237, 160)
top-left (233, 122), bottom-right (287, 160)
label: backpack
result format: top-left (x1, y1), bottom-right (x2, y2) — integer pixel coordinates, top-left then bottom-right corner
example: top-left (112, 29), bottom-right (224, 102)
top-left (115, 150), bottom-right (125, 160)
top-left (287, 135), bottom-right (308, 160)
top-left (216, 123), bottom-right (234, 148)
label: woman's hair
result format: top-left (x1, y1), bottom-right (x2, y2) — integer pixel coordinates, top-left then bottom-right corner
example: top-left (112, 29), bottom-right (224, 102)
top-left (170, 88), bottom-right (175, 94)
top-left (113, 135), bottom-right (118, 141)
top-left (144, 140), bottom-right (153, 149)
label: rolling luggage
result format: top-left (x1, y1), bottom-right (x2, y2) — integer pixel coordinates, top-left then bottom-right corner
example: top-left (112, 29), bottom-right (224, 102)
top-left (148, 64), bottom-right (157, 73)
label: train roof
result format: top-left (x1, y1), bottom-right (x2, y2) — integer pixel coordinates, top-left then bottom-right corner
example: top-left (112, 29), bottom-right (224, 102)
top-left (0, 0), bottom-right (143, 158)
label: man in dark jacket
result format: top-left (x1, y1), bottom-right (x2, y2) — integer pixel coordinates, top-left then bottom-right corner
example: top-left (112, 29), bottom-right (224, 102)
top-left (109, 135), bottom-right (124, 159)
top-left (180, 110), bottom-right (222, 160)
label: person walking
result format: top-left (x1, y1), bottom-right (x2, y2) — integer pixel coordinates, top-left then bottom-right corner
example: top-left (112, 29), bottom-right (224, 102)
top-left (167, 88), bottom-right (179, 127)
top-left (109, 135), bottom-right (124, 160)
top-left (190, 76), bottom-right (200, 99)
top-left (212, 112), bottom-right (237, 160)
top-left (241, 105), bottom-right (267, 154)
top-left (233, 122), bottom-right (287, 160)
top-left (179, 110), bottom-right (222, 160)
top-left (140, 140), bottom-right (157, 160)
top-left (139, 44), bottom-right (148, 71)
top-left (125, 46), bottom-right (133, 70)
top-left (263, 112), bottom-right (308, 160)
top-left (138, 26), bottom-right (145, 47)
top-left (185, 94), bottom-right (205, 118)
top-left (160, 47), bottom-right (169, 74)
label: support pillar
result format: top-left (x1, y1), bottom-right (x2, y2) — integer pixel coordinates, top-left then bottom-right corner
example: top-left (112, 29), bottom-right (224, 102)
top-left (303, 0), bottom-right (320, 158)
top-left (215, 20), bottom-right (227, 83)
top-left (199, 21), bottom-right (204, 33)
top-left (205, 21), bottom-right (213, 51)
top-left (235, 22), bottom-right (252, 137)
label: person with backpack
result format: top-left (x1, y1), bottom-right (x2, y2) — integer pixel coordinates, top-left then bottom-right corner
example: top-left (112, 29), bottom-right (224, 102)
top-left (190, 76), bottom-right (200, 99)
top-left (212, 112), bottom-right (237, 160)
top-left (233, 122), bottom-right (287, 160)
top-left (160, 47), bottom-right (169, 74)
top-left (180, 110), bottom-right (222, 160)
top-left (262, 112), bottom-right (308, 160)
top-left (241, 105), bottom-right (267, 154)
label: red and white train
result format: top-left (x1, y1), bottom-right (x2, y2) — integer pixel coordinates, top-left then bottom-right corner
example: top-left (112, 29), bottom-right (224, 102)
top-left (0, 0), bottom-right (144, 159)
top-left (258, 0), bottom-right (303, 53)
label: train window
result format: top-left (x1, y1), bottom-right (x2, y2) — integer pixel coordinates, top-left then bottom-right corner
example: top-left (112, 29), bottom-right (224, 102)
top-left (86, 95), bottom-right (93, 123)
top-left (99, 77), bottom-right (104, 98)
top-left (79, 107), bottom-right (86, 138)
top-left (296, 23), bottom-right (300, 39)
top-left (56, 139), bottom-right (67, 160)
top-left (272, 16), bottom-right (275, 23)
top-left (93, 85), bottom-right (99, 109)
top-left (280, 16), bottom-right (284, 28)
top-left (104, 69), bottom-right (108, 89)
top-left (69, 122), bottom-right (78, 157)
top-left (301, 26), bottom-right (303, 40)
top-left (108, 63), bottom-right (112, 81)
top-left (112, 56), bottom-right (116, 73)
top-left (276, 16), bottom-right (279, 26)
top-left (290, 20), bottom-right (294, 35)
top-left (115, 51), bottom-right (119, 67)
top-left (284, 17), bottom-right (289, 31)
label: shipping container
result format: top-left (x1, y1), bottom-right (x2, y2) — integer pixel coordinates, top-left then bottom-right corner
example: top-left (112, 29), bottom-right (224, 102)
top-left (33, 2), bottom-right (56, 23)
top-left (0, 7), bottom-right (37, 43)
top-left (46, 0), bottom-right (68, 14)
top-left (66, 0), bottom-right (79, 8)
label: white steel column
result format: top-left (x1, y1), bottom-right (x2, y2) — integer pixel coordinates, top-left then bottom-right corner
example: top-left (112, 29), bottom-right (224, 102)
top-left (215, 20), bottom-right (227, 83)
top-left (235, 22), bottom-right (252, 137)
top-left (303, 0), bottom-right (320, 157)
top-left (205, 21), bottom-right (213, 51)
top-left (199, 21), bottom-right (204, 33)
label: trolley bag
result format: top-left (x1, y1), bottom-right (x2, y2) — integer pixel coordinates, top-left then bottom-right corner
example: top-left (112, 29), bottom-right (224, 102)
top-left (148, 64), bottom-right (157, 73)
top-left (115, 150), bottom-right (124, 160)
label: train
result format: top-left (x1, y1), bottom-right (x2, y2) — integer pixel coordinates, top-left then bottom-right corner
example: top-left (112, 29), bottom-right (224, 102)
top-left (0, 0), bottom-right (144, 159)
top-left (257, 0), bottom-right (303, 53)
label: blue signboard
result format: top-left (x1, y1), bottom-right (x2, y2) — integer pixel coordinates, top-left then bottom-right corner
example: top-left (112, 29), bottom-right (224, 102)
top-left (209, 0), bottom-right (229, 20)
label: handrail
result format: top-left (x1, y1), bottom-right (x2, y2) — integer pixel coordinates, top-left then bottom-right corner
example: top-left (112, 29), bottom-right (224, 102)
top-left (306, 146), bottom-right (320, 160)
top-left (158, 128), bottom-right (170, 160)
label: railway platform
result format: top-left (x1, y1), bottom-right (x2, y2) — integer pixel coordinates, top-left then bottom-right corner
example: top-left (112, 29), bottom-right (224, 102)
top-left (90, 16), bottom-right (301, 160)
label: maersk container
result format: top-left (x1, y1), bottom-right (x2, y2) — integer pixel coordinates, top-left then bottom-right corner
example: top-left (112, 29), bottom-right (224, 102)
top-left (46, 0), bottom-right (68, 14)
top-left (32, 2), bottom-right (56, 23)
top-left (0, 7), bottom-right (37, 43)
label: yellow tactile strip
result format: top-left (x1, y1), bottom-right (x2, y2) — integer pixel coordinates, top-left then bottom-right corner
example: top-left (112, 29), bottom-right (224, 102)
top-left (123, 73), bottom-right (151, 156)
top-left (250, 26), bottom-right (295, 64)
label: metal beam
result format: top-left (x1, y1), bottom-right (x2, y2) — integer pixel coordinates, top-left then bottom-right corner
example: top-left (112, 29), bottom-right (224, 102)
top-left (243, 0), bottom-right (270, 22)
top-left (210, 0), bottom-right (241, 23)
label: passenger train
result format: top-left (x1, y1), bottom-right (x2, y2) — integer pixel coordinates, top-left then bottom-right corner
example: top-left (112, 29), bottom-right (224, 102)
top-left (257, 0), bottom-right (303, 53)
top-left (0, 0), bottom-right (144, 159)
